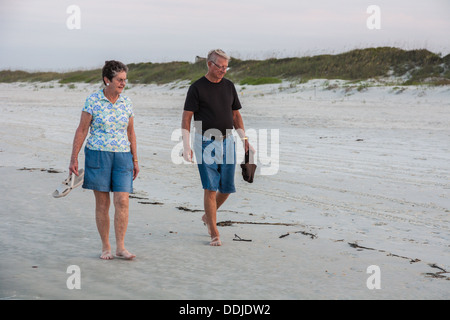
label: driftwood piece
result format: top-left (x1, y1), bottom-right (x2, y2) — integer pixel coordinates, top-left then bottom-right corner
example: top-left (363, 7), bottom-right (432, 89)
top-left (279, 231), bottom-right (317, 240)
top-left (425, 264), bottom-right (450, 280)
top-left (233, 234), bottom-right (252, 242)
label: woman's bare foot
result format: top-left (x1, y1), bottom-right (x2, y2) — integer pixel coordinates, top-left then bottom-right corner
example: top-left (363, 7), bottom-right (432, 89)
top-left (100, 250), bottom-right (114, 260)
top-left (210, 236), bottom-right (222, 246)
top-left (116, 249), bottom-right (136, 260)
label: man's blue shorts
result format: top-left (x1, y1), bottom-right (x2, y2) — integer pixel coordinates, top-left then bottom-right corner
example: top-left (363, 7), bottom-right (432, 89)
top-left (82, 147), bottom-right (133, 193)
top-left (194, 134), bottom-right (236, 194)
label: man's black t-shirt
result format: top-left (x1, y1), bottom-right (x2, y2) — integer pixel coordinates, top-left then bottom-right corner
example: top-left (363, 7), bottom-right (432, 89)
top-left (184, 76), bottom-right (242, 136)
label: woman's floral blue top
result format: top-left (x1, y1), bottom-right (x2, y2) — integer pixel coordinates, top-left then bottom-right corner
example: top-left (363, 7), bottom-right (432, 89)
top-left (83, 89), bottom-right (134, 152)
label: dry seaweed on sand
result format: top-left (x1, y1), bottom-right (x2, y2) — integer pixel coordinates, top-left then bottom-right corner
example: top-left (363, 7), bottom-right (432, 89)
top-left (217, 220), bottom-right (298, 227)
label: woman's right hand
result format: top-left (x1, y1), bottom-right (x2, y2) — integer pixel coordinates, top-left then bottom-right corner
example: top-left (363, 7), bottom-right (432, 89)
top-left (69, 157), bottom-right (79, 176)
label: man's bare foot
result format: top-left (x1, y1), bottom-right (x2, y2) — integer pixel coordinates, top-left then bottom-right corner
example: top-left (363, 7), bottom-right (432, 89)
top-left (202, 214), bottom-right (211, 236)
top-left (100, 250), bottom-right (114, 260)
top-left (210, 236), bottom-right (222, 246)
top-left (116, 249), bottom-right (136, 260)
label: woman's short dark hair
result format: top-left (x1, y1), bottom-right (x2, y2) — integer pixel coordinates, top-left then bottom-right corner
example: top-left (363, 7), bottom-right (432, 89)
top-left (102, 60), bottom-right (128, 85)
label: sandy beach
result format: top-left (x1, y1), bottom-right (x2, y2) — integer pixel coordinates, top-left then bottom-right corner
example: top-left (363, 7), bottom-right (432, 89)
top-left (0, 80), bottom-right (449, 300)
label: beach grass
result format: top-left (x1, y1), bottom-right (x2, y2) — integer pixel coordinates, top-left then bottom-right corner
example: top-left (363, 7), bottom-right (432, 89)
top-left (1, 47), bottom-right (449, 86)
top-left (240, 77), bottom-right (283, 85)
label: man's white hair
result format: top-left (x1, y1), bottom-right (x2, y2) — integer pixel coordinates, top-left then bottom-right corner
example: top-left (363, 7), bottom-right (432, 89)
top-left (207, 49), bottom-right (230, 63)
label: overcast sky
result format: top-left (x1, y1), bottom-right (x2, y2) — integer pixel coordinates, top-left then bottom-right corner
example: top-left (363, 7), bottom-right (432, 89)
top-left (1, 0), bottom-right (449, 71)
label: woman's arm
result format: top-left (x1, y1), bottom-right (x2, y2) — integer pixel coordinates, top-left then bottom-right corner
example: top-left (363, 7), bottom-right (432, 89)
top-left (127, 116), bottom-right (139, 180)
top-left (69, 111), bottom-right (92, 176)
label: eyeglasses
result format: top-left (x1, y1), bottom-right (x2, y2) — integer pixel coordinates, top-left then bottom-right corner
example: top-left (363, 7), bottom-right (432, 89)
top-left (210, 60), bottom-right (229, 71)
top-left (114, 78), bottom-right (127, 84)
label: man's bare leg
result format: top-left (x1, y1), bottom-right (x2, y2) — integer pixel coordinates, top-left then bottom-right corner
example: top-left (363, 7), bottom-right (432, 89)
top-left (202, 191), bottom-right (230, 235)
top-left (216, 191), bottom-right (230, 210)
top-left (114, 192), bottom-right (136, 260)
top-left (94, 191), bottom-right (114, 260)
top-left (203, 190), bottom-right (230, 246)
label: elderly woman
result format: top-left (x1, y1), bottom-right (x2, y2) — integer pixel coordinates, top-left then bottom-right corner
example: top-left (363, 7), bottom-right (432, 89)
top-left (69, 60), bottom-right (139, 260)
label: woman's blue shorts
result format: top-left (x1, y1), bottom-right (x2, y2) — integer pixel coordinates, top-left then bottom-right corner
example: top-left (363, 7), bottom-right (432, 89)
top-left (82, 147), bottom-right (133, 193)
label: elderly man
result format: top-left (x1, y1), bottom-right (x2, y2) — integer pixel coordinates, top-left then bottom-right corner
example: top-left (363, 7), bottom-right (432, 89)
top-left (182, 49), bottom-right (249, 246)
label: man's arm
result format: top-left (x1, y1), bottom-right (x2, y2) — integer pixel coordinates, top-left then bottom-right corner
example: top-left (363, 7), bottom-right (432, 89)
top-left (181, 110), bottom-right (194, 162)
top-left (233, 110), bottom-right (249, 152)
